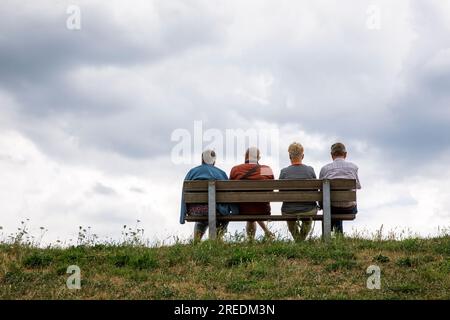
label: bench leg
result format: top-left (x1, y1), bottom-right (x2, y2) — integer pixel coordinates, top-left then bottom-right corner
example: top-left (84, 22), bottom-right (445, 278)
top-left (322, 179), bottom-right (331, 241)
top-left (208, 181), bottom-right (217, 240)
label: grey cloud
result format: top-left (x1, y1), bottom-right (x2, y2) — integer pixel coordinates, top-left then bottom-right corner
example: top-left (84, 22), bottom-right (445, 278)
top-left (0, 0), bottom-right (228, 159)
top-left (130, 187), bottom-right (145, 194)
top-left (92, 182), bottom-right (117, 196)
top-left (0, 1), bottom-right (224, 82)
top-left (0, 0), bottom-right (449, 179)
top-left (233, 1), bottom-right (450, 167)
top-left (370, 2), bottom-right (450, 163)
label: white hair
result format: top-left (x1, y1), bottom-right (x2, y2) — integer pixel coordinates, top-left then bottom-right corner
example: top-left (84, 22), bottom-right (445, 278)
top-left (202, 149), bottom-right (216, 165)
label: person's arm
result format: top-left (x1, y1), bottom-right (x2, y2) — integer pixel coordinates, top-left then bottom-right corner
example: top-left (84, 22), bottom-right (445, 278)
top-left (219, 168), bottom-right (229, 180)
top-left (311, 167), bottom-right (320, 209)
top-left (279, 169), bottom-right (285, 180)
top-left (179, 170), bottom-right (193, 224)
top-left (260, 165), bottom-right (274, 179)
top-left (229, 167), bottom-right (236, 180)
top-left (313, 169), bottom-right (320, 209)
top-left (311, 167), bottom-right (317, 179)
top-left (319, 166), bottom-right (325, 179)
top-left (355, 167), bottom-right (361, 189)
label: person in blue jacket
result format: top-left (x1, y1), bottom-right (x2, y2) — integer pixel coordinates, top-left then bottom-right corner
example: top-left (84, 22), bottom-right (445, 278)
top-left (180, 149), bottom-right (237, 241)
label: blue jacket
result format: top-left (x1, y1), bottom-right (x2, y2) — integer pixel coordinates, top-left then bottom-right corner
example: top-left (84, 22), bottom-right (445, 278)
top-left (180, 164), bottom-right (238, 224)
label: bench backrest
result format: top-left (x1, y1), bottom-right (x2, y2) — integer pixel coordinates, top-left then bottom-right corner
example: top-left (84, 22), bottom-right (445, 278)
top-left (183, 179), bottom-right (356, 203)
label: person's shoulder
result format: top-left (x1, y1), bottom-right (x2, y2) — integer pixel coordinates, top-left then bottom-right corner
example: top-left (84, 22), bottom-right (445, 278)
top-left (186, 164), bottom-right (202, 174)
top-left (280, 166), bottom-right (289, 172)
top-left (230, 163), bottom-right (244, 178)
top-left (346, 161), bottom-right (359, 170)
top-left (260, 164), bottom-right (274, 177)
top-left (213, 166), bottom-right (227, 176)
top-left (232, 162), bottom-right (247, 168)
top-left (230, 163), bottom-right (245, 172)
top-left (185, 165), bottom-right (202, 180)
top-left (191, 164), bottom-right (204, 170)
top-left (260, 164), bottom-right (274, 173)
top-left (320, 162), bottom-right (333, 170)
top-left (279, 166), bottom-right (290, 177)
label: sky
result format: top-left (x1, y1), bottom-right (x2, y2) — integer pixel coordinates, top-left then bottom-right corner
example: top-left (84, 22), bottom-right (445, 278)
top-left (0, 0), bottom-right (449, 245)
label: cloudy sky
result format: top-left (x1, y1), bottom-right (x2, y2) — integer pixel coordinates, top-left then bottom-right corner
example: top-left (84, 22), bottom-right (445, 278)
top-left (1, 0), bottom-right (449, 245)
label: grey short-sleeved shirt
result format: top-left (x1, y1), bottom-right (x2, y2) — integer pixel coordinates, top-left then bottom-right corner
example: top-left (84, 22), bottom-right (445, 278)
top-left (279, 164), bottom-right (317, 213)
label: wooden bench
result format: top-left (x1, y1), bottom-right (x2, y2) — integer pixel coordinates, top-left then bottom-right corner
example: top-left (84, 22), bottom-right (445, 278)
top-left (184, 179), bottom-right (357, 240)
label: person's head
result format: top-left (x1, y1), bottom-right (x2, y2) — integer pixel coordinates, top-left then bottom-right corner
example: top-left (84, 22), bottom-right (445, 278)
top-left (288, 142), bottom-right (304, 164)
top-left (245, 147), bottom-right (260, 163)
top-left (331, 142), bottom-right (347, 160)
top-left (202, 149), bottom-right (216, 165)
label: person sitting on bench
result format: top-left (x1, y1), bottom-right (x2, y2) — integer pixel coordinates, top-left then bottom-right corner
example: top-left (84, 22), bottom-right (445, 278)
top-left (279, 142), bottom-right (318, 241)
top-left (180, 149), bottom-right (233, 241)
top-left (319, 142), bottom-right (361, 234)
top-left (230, 147), bottom-right (274, 240)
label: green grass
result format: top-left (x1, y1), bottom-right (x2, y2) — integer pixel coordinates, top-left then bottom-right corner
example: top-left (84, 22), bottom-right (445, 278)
top-left (0, 236), bottom-right (449, 299)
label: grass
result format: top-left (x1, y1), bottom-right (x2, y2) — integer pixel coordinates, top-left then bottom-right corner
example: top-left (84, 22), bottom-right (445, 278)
top-left (0, 234), bottom-right (449, 299)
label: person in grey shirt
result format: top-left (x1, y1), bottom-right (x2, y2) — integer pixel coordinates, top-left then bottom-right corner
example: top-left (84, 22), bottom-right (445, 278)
top-left (279, 142), bottom-right (318, 241)
top-left (319, 142), bottom-right (361, 234)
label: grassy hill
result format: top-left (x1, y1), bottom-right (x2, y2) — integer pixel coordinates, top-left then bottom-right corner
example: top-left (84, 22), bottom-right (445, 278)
top-left (1, 236), bottom-right (449, 299)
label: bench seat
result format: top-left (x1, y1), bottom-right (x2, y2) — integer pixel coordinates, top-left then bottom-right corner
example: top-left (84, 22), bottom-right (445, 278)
top-left (186, 214), bottom-right (356, 222)
top-left (182, 179), bottom-right (357, 240)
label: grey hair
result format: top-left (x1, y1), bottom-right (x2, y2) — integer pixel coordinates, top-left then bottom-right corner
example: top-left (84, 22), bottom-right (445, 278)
top-left (331, 142), bottom-right (347, 156)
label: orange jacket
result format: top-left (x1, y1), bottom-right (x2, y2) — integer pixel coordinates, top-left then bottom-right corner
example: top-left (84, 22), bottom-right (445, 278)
top-left (230, 162), bottom-right (274, 214)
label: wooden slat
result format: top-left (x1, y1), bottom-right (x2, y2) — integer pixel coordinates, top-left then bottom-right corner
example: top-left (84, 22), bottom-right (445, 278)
top-left (185, 214), bottom-right (356, 222)
top-left (330, 179), bottom-right (357, 190)
top-left (185, 191), bottom-right (321, 203)
top-left (183, 179), bottom-right (356, 191)
top-left (184, 190), bottom-right (356, 203)
top-left (331, 191), bottom-right (356, 202)
top-left (183, 180), bottom-right (320, 191)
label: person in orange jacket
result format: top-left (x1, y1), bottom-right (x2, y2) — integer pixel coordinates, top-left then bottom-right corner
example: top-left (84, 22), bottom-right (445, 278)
top-left (230, 147), bottom-right (275, 240)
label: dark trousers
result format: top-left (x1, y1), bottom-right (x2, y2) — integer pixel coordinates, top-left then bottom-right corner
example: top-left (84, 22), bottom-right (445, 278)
top-left (331, 206), bottom-right (357, 234)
